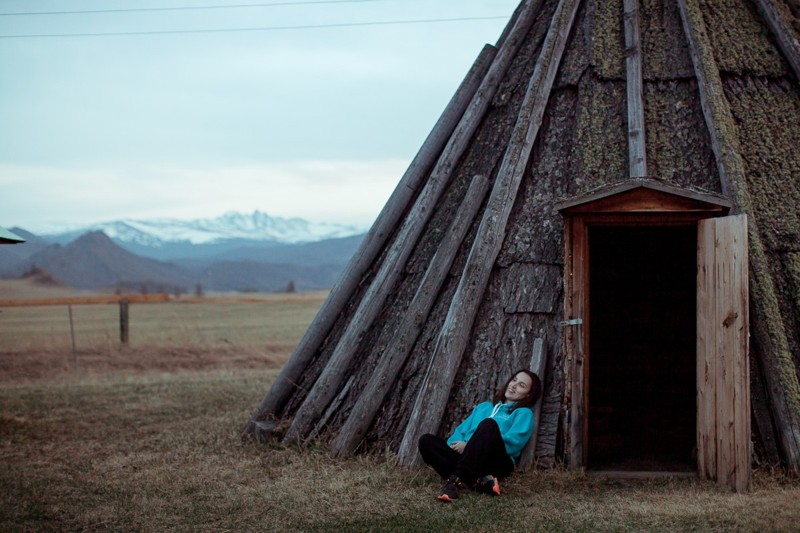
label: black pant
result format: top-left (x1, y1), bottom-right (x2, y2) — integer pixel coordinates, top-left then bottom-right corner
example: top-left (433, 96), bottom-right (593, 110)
top-left (418, 418), bottom-right (515, 482)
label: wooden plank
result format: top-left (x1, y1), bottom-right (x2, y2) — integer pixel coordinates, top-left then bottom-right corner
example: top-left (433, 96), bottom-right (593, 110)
top-left (244, 43), bottom-right (498, 431)
top-left (556, 178), bottom-right (732, 213)
top-left (696, 218), bottom-right (717, 480)
top-left (281, 0), bottom-right (544, 444)
top-left (730, 215), bottom-right (751, 493)
top-left (396, 0), bottom-right (585, 468)
top-left (561, 217), bottom-right (575, 461)
top-left (624, 0), bottom-right (648, 178)
top-left (569, 217), bottom-right (588, 468)
top-left (700, 215), bottom-right (751, 492)
top-left (329, 174), bottom-right (491, 457)
top-left (517, 338), bottom-right (548, 471)
top-left (716, 217), bottom-right (735, 489)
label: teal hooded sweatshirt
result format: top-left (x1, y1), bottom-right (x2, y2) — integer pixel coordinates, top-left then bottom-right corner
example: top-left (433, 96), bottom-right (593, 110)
top-left (446, 401), bottom-right (535, 463)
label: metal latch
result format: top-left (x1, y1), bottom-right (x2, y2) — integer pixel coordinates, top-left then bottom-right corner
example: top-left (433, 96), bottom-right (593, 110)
top-left (559, 318), bottom-right (583, 327)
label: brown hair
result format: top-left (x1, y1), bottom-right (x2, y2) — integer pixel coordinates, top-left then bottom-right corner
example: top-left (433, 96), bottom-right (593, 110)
top-left (493, 369), bottom-right (542, 411)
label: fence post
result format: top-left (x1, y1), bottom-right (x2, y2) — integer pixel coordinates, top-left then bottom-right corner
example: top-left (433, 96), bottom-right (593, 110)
top-left (68, 304), bottom-right (77, 368)
top-left (119, 299), bottom-right (130, 345)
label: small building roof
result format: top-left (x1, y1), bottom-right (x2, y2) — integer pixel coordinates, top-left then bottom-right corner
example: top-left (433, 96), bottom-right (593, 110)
top-left (0, 225), bottom-right (25, 244)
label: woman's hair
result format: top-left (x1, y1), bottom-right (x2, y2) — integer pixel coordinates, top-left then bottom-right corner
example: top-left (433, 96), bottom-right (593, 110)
top-left (493, 369), bottom-right (542, 411)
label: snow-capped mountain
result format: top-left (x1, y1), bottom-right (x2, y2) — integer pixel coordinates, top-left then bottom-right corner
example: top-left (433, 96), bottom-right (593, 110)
top-left (42, 211), bottom-right (365, 248)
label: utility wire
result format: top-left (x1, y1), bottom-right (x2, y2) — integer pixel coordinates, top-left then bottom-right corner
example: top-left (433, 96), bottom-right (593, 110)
top-left (0, 0), bottom-right (387, 17)
top-left (0, 15), bottom-right (508, 39)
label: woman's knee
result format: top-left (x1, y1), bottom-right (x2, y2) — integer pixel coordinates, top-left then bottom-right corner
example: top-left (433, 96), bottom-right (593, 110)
top-left (476, 418), bottom-right (500, 432)
top-left (418, 433), bottom-right (437, 451)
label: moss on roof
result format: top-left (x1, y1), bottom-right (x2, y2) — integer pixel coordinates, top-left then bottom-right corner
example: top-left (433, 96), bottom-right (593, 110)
top-left (591, 0), bottom-right (626, 80)
top-left (640, 0), bottom-right (695, 79)
top-left (700, 0), bottom-right (788, 75)
top-left (573, 78), bottom-right (628, 188)
top-left (774, 0), bottom-right (800, 37)
top-left (644, 80), bottom-right (719, 188)
top-left (725, 77), bottom-right (800, 251)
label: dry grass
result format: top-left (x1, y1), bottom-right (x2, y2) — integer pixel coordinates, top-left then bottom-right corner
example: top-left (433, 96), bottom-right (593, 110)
top-left (0, 285), bottom-right (327, 382)
top-left (1, 369), bottom-right (799, 532)
top-left (2, 281), bottom-right (800, 531)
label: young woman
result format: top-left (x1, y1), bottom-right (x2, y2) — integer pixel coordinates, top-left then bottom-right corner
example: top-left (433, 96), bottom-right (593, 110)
top-left (418, 369), bottom-right (542, 502)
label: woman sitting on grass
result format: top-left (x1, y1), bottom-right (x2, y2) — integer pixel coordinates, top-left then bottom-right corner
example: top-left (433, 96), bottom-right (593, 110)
top-left (418, 369), bottom-right (542, 503)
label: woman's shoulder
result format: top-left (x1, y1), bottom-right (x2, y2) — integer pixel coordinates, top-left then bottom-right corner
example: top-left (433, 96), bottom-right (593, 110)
top-left (510, 405), bottom-right (534, 417)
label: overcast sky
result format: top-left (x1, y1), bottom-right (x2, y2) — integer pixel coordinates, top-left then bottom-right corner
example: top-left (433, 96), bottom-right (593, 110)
top-left (0, 0), bottom-right (520, 233)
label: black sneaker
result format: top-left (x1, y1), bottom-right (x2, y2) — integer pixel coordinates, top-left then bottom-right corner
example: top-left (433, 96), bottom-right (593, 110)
top-left (474, 475), bottom-right (501, 496)
top-left (437, 477), bottom-right (462, 503)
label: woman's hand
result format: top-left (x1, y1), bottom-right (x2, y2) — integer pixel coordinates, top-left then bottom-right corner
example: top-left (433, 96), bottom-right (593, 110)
top-left (450, 441), bottom-right (466, 453)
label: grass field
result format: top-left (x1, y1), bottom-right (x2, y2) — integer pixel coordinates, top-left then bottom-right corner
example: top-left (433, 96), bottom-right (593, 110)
top-left (2, 280), bottom-right (800, 531)
top-left (0, 279), bottom-right (327, 381)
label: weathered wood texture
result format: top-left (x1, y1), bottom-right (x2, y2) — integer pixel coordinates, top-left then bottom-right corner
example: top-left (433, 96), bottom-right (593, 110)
top-left (564, 217), bottom-right (588, 467)
top-left (517, 338), bottom-right (549, 471)
top-left (624, 0), bottom-right (648, 177)
top-left (246, 0), bottom-right (800, 476)
top-left (243, 43), bottom-right (498, 431)
top-left (697, 215), bottom-right (750, 493)
top-left (697, 219), bottom-right (717, 480)
top-left (279, 0), bottom-right (545, 443)
top-left (397, 0), bottom-right (584, 467)
top-left (678, 0), bottom-right (800, 473)
top-left (329, 174), bottom-right (491, 457)
top-left (316, 0), bottom-right (560, 454)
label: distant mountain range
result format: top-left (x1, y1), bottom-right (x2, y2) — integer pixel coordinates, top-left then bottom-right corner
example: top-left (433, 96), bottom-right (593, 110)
top-left (0, 211), bottom-right (366, 293)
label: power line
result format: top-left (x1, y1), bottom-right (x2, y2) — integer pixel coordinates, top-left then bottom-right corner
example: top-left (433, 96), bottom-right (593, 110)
top-left (0, 0), bottom-right (387, 17)
top-left (0, 15), bottom-right (508, 39)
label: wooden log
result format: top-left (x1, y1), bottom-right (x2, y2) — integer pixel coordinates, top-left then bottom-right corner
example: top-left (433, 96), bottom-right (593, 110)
top-left (624, 0), bottom-right (647, 178)
top-left (678, 0), bottom-right (800, 474)
top-left (330, 174), bottom-right (491, 457)
top-left (397, 0), bottom-right (584, 468)
top-left (282, 0), bottom-right (543, 444)
top-left (307, 376), bottom-right (354, 443)
top-left (697, 218), bottom-right (717, 480)
top-left (517, 338), bottom-right (548, 471)
top-left (242, 43), bottom-right (497, 435)
top-left (752, 0), bottom-right (800, 82)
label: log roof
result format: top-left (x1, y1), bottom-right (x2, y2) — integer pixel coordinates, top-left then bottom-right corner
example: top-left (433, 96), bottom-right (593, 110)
top-left (246, 0), bottom-right (800, 471)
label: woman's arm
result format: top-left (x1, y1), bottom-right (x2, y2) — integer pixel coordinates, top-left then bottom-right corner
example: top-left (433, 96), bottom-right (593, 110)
top-left (446, 402), bottom-right (488, 446)
top-left (500, 408), bottom-right (535, 460)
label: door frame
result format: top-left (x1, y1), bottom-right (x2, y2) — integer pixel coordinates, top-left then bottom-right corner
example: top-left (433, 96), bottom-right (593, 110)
top-left (557, 180), bottom-right (732, 469)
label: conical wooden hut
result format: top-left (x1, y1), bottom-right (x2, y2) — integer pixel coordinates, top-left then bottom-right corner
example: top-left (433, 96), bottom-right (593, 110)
top-left (244, 0), bottom-right (800, 492)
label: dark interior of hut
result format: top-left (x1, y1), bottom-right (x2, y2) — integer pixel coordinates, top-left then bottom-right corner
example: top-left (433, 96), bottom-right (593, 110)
top-left (587, 225), bottom-right (697, 472)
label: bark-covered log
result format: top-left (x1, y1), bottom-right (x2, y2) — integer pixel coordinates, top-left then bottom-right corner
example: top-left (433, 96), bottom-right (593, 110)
top-left (624, 0), bottom-right (648, 177)
top-left (397, 0), bottom-right (584, 467)
top-left (281, 0), bottom-right (545, 444)
top-left (330, 174), bottom-right (491, 457)
top-left (242, 44), bottom-right (499, 435)
top-left (517, 338), bottom-right (548, 471)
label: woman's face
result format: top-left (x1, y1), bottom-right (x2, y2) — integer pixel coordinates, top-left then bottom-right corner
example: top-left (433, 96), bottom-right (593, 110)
top-left (504, 372), bottom-right (533, 402)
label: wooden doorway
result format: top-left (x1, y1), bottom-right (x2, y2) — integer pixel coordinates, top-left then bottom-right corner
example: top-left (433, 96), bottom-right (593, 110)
top-left (587, 225), bottom-right (697, 471)
top-left (558, 180), bottom-right (750, 490)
